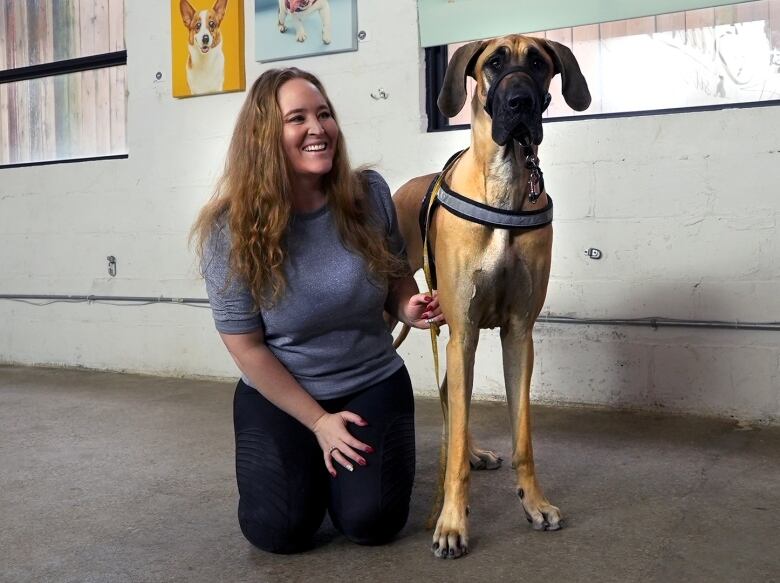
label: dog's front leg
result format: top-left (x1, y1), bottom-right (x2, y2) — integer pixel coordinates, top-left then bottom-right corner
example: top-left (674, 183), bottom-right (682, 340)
top-left (502, 323), bottom-right (562, 531)
top-left (292, 14), bottom-right (307, 42)
top-left (277, 0), bottom-right (287, 32)
top-left (432, 327), bottom-right (477, 558)
top-left (318, 2), bottom-right (331, 44)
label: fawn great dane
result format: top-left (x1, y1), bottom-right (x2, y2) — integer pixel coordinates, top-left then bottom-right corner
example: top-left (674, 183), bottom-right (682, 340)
top-left (393, 34), bottom-right (590, 558)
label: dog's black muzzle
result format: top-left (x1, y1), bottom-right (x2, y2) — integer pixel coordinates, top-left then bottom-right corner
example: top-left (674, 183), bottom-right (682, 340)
top-left (485, 66), bottom-right (551, 147)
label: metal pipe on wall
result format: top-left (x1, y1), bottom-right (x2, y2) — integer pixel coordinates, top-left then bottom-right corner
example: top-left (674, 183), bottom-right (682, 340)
top-left (1, 294), bottom-right (779, 332)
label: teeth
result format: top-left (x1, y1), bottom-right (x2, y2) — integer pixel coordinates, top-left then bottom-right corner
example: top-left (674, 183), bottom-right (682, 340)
top-left (303, 144), bottom-right (326, 152)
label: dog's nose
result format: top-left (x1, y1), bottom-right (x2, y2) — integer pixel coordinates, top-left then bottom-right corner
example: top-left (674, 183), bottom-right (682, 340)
top-left (506, 88), bottom-right (535, 112)
top-left (202, 34), bottom-right (210, 44)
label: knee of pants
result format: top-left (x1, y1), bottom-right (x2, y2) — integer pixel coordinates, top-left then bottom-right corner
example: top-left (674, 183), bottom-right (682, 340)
top-left (336, 503), bottom-right (410, 546)
top-left (239, 516), bottom-right (321, 555)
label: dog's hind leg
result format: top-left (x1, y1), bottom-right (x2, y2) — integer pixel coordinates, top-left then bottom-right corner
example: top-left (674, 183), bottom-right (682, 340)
top-left (319, 2), bottom-right (331, 44)
top-left (468, 434), bottom-right (502, 470)
top-left (502, 323), bottom-right (562, 531)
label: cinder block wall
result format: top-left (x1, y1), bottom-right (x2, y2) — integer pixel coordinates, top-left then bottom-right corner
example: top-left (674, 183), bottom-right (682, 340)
top-left (1, 0), bottom-right (778, 423)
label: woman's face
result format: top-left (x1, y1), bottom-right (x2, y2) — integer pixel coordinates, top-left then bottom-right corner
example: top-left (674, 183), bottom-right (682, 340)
top-left (277, 78), bottom-right (339, 188)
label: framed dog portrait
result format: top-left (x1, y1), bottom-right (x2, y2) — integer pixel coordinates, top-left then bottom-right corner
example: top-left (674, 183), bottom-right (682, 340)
top-left (171, 0), bottom-right (246, 98)
top-left (255, 0), bottom-right (358, 63)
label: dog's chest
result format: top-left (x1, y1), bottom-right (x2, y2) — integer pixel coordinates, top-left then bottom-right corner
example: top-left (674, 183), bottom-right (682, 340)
top-left (468, 230), bottom-right (534, 327)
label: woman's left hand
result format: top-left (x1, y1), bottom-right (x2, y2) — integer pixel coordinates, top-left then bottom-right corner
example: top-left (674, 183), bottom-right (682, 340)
top-left (405, 291), bottom-right (446, 330)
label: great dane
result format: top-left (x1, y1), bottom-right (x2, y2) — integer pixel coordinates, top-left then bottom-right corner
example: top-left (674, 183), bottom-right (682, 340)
top-left (392, 34), bottom-right (590, 558)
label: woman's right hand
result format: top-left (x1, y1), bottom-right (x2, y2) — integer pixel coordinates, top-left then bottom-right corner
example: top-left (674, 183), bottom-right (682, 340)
top-left (311, 411), bottom-right (374, 477)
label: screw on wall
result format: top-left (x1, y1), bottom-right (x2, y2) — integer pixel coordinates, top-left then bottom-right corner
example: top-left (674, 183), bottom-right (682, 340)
top-left (584, 248), bottom-right (603, 260)
top-left (107, 256), bottom-right (117, 277)
top-left (370, 88), bottom-right (388, 100)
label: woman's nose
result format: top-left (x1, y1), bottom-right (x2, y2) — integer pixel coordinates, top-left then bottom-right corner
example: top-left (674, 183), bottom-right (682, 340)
top-left (306, 117), bottom-right (325, 134)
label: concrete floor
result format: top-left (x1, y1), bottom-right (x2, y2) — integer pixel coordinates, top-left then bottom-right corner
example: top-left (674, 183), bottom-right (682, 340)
top-left (1, 365), bottom-right (779, 583)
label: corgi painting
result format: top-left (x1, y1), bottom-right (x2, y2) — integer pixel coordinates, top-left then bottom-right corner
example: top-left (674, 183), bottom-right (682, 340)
top-left (171, 0), bottom-right (245, 98)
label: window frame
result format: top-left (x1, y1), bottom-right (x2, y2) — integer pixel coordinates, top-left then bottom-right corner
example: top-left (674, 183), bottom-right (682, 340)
top-left (0, 13), bottom-right (128, 170)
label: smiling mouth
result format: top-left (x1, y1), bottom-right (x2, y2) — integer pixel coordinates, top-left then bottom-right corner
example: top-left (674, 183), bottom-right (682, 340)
top-left (303, 143), bottom-right (328, 152)
top-left (200, 45), bottom-right (210, 53)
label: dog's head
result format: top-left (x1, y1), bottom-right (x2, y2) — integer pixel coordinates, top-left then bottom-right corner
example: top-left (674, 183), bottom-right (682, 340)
top-left (286, 0), bottom-right (315, 13)
top-left (180, 0), bottom-right (228, 54)
top-left (438, 35), bottom-right (591, 147)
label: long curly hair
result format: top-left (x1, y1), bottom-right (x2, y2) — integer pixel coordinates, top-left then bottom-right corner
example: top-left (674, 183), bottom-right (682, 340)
top-left (191, 67), bottom-right (408, 308)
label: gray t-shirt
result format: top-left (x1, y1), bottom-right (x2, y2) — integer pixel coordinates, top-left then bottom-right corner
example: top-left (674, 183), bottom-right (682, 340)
top-left (202, 170), bottom-right (406, 400)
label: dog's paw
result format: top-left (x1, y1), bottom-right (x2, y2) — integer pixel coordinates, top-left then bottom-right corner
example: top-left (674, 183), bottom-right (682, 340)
top-left (296, 31), bottom-right (307, 42)
top-left (469, 447), bottom-right (502, 471)
top-left (322, 34), bottom-right (331, 44)
top-left (278, 24), bottom-right (287, 33)
top-left (432, 507), bottom-right (469, 559)
top-left (518, 489), bottom-right (563, 531)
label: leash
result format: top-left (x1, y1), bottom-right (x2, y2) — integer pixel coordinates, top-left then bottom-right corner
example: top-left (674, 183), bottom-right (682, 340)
top-left (422, 150), bottom-right (467, 392)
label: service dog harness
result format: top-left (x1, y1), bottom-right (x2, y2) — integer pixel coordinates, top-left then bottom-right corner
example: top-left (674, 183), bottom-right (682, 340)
top-left (419, 148), bottom-right (554, 388)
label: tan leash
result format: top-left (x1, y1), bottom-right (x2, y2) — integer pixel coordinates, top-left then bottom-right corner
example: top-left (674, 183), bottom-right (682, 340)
top-left (421, 149), bottom-right (467, 392)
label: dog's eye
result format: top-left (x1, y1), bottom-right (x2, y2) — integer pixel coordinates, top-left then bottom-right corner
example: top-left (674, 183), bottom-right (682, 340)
top-left (195, 21), bottom-right (201, 30)
top-left (488, 57), bottom-right (502, 70)
top-left (209, 20), bottom-right (216, 29)
top-left (531, 57), bottom-right (544, 70)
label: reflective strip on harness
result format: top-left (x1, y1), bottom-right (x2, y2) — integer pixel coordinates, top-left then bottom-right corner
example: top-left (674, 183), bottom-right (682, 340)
top-left (437, 186), bottom-right (553, 229)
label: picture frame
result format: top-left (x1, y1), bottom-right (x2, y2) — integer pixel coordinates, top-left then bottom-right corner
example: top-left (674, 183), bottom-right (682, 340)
top-left (171, 0), bottom-right (246, 98)
top-left (255, 0), bottom-right (358, 63)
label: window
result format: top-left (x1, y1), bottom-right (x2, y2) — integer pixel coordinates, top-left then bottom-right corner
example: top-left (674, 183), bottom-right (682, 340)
top-left (0, 1), bottom-right (127, 167)
top-left (427, 0), bottom-right (780, 130)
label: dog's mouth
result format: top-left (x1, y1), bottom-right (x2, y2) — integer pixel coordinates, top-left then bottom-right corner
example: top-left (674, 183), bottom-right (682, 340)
top-left (510, 123), bottom-right (534, 148)
top-left (200, 45), bottom-right (210, 53)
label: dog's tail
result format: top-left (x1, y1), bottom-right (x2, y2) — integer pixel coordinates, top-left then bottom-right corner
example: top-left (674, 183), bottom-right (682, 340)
top-left (392, 323), bottom-right (411, 349)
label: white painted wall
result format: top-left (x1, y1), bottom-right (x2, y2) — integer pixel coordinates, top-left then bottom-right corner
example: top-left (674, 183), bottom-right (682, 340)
top-left (1, 0), bottom-right (778, 423)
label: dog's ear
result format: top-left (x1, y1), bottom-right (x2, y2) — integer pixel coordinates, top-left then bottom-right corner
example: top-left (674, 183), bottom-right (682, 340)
top-left (180, 0), bottom-right (196, 27)
top-left (542, 40), bottom-right (591, 112)
top-left (437, 40), bottom-right (486, 118)
top-left (213, 0), bottom-right (228, 23)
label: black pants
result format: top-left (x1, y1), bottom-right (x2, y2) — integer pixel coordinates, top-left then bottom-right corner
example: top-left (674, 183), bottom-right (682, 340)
top-left (233, 365), bottom-right (415, 554)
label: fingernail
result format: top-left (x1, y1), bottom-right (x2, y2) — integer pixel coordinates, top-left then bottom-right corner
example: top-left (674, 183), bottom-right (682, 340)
top-left (358, 459), bottom-right (366, 466)
top-left (424, 296), bottom-right (432, 302)
top-left (366, 446), bottom-right (374, 453)
top-left (346, 465), bottom-right (354, 472)
top-left (331, 472), bottom-right (337, 478)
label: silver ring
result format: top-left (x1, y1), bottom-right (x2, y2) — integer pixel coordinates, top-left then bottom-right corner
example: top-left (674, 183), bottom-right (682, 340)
top-left (328, 446), bottom-right (338, 456)
top-left (426, 318), bottom-right (433, 324)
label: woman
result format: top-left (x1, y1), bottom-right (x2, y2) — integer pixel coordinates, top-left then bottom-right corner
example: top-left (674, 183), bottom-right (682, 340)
top-left (191, 68), bottom-right (443, 554)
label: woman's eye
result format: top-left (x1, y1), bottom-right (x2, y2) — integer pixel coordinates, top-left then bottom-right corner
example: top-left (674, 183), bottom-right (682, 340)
top-left (319, 111), bottom-right (332, 119)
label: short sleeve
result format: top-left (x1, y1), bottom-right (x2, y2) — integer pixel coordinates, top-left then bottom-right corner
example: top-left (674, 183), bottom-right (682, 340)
top-left (201, 225), bottom-right (264, 334)
top-left (363, 170), bottom-right (406, 260)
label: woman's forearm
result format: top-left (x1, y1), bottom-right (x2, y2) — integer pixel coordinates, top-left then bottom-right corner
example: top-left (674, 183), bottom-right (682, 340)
top-left (229, 343), bottom-right (326, 431)
top-left (386, 275), bottom-right (421, 325)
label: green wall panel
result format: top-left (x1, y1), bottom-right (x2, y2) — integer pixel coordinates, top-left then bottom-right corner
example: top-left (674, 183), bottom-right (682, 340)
top-left (418, 0), bottom-right (755, 47)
